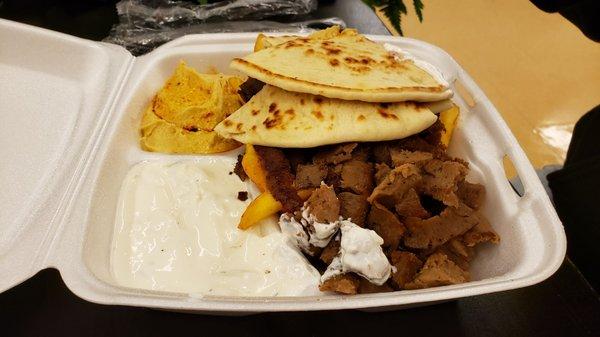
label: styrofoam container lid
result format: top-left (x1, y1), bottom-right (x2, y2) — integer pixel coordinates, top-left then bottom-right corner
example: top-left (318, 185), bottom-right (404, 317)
top-left (0, 18), bottom-right (566, 313)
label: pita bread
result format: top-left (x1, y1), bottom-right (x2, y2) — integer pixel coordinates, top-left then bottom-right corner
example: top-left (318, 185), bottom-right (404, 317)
top-left (231, 27), bottom-right (451, 103)
top-left (253, 34), bottom-right (296, 51)
top-left (214, 85), bottom-right (437, 148)
top-left (423, 99), bottom-right (454, 114)
top-left (252, 27), bottom-right (344, 51)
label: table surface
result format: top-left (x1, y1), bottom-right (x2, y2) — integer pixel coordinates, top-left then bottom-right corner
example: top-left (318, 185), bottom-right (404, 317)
top-left (376, 0), bottom-right (600, 171)
top-left (2, 260), bottom-right (599, 337)
top-left (1, 1), bottom-right (599, 336)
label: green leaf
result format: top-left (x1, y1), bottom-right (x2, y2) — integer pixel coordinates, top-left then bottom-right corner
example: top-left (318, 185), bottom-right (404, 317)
top-left (384, 1), bottom-right (406, 36)
top-left (363, 0), bottom-right (386, 6)
top-left (197, 0), bottom-right (208, 4)
top-left (362, 0), bottom-right (424, 36)
top-left (413, 0), bottom-right (424, 22)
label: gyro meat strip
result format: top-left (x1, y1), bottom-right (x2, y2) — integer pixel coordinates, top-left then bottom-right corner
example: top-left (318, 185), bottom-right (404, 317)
top-left (396, 136), bottom-right (436, 153)
top-left (418, 119), bottom-right (445, 149)
top-left (340, 160), bottom-right (374, 195)
top-left (313, 143), bottom-right (358, 165)
top-left (431, 238), bottom-right (474, 270)
top-left (367, 202), bottom-right (405, 249)
top-left (419, 194), bottom-right (446, 216)
top-left (351, 144), bottom-right (371, 162)
top-left (396, 135), bottom-right (445, 159)
top-left (404, 252), bottom-right (470, 289)
top-left (397, 120), bottom-right (445, 154)
top-left (374, 162), bottom-right (391, 185)
top-left (296, 187), bottom-right (316, 201)
top-left (323, 163), bottom-right (342, 190)
top-left (306, 184), bottom-right (340, 223)
top-left (395, 188), bottom-right (430, 219)
top-left (254, 145), bottom-right (302, 212)
top-left (390, 148), bottom-right (433, 167)
top-left (462, 216), bottom-right (500, 247)
top-left (389, 251), bottom-right (423, 289)
top-left (295, 163), bottom-right (328, 189)
top-left (403, 202), bottom-right (481, 250)
top-left (420, 158), bottom-right (468, 207)
top-left (446, 237), bottom-right (473, 260)
top-left (233, 154), bottom-right (247, 181)
top-left (372, 143), bottom-right (392, 165)
top-left (285, 148), bottom-right (311, 174)
top-left (457, 181), bottom-right (486, 210)
top-left (319, 273), bottom-right (360, 295)
top-left (320, 239), bottom-right (341, 265)
top-left (338, 192), bottom-right (369, 227)
top-left (368, 163), bottom-right (422, 209)
top-left (358, 278), bottom-right (394, 294)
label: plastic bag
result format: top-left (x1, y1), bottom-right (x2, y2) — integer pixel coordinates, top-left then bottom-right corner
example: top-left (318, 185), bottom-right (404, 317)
top-left (114, 0), bottom-right (317, 28)
top-left (105, 17), bottom-right (345, 55)
top-left (103, 0), bottom-right (344, 55)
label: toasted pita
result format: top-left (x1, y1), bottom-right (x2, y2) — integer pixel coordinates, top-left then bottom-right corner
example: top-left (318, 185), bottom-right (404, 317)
top-left (232, 27), bottom-right (451, 103)
top-left (254, 34), bottom-right (296, 51)
top-left (140, 104), bottom-right (240, 154)
top-left (214, 85), bottom-right (437, 148)
top-left (253, 27), bottom-right (345, 51)
top-left (151, 62), bottom-right (243, 131)
top-left (140, 61), bottom-right (243, 154)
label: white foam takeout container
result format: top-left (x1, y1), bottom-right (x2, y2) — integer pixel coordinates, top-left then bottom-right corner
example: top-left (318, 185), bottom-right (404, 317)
top-left (0, 18), bottom-right (566, 314)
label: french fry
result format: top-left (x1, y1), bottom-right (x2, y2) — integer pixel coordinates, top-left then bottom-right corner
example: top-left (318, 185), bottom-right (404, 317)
top-left (439, 105), bottom-right (460, 147)
top-left (238, 191), bottom-right (282, 229)
top-left (242, 144), bottom-right (268, 192)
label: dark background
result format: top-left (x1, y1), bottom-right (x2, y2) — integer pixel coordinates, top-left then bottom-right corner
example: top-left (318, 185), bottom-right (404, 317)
top-left (1, 1), bottom-right (599, 336)
top-left (2, 263), bottom-right (600, 337)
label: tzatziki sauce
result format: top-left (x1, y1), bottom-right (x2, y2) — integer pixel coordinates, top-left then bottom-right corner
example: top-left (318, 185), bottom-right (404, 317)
top-left (111, 159), bottom-right (320, 297)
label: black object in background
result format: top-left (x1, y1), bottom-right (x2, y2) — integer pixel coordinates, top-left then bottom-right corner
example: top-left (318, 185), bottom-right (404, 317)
top-left (0, 0), bottom-right (118, 40)
top-left (548, 105), bottom-right (600, 291)
top-left (2, 265), bottom-right (600, 337)
top-left (531, 0), bottom-right (600, 41)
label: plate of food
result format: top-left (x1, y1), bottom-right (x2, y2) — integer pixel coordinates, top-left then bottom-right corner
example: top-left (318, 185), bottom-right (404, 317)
top-left (0, 19), bottom-right (566, 313)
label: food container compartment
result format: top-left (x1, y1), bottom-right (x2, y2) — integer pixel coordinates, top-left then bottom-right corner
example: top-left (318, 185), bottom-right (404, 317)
top-left (0, 18), bottom-right (566, 313)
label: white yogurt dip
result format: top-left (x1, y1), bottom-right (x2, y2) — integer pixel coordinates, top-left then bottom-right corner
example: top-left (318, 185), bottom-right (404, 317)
top-left (278, 204), bottom-right (341, 255)
top-left (111, 159), bottom-right (320, 297)
top-left (322, 220), bottom-right (392, 285)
